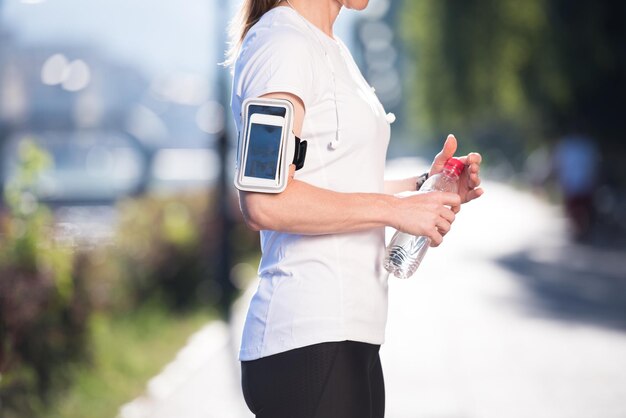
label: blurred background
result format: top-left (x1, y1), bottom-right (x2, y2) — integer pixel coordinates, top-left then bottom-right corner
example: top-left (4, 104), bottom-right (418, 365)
top-left (0, 0), bottom-right (625, 417)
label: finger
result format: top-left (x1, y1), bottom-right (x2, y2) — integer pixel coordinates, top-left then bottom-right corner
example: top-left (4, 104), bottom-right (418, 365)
top-left (469, 162), bottom-right (481, 173)
top-left (439, 206), bottom-right (456, 224)
top-left (469, 171), bottom-right (481, 188)
top-left (436, 217), bottom-right (451, 235)
top-left (429, 229), bottom-right (444, 247)
top-left (438, 134), bottom-right (457, 161)
top-left (436, 191), bottom-right (462, 208)
top-left (462, 162), bottom-right (481, 188)
top-left (468, 152), bottom-right (482, 165)
top-left (442, 134), bottom-right (457, 157)
top-left (459, 152), bottom-right (482, 165)
top-left (432, 134), bottom-right (458, 167)
top-left (458, 153), bottom-right (482, 170)
top-left (418, 191), bottom-right (460, 208)
top-left (461, 152), bottom-right (483, 165)
top-left (466, 187), bottom-right (485, 202)
top-left (288, 164), bottom-right (296, 180)
top-left (451, 205), bottom-right (461, 214)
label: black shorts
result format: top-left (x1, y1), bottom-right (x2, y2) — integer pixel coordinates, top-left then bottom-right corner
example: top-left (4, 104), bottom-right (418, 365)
top-left (241, 340), bottom-right (385, 418)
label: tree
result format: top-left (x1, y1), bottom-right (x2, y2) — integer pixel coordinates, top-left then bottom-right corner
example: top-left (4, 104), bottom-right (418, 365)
top-left (401, 0), bottom-right (626, 177)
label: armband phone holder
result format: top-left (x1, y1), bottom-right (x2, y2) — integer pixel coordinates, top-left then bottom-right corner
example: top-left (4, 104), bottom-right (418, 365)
top-left (234, 97), bottom-right (307, 193)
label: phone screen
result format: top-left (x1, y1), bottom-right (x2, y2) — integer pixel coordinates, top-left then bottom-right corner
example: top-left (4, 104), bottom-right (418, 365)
top-left (244, 122), bottom-right (283, 180)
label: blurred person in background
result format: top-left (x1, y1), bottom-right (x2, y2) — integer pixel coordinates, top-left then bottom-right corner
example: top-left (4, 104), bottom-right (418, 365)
top-left (553, 132), bottom-right (600, 242)
top-left (227, 0), bottom-right (483, 417)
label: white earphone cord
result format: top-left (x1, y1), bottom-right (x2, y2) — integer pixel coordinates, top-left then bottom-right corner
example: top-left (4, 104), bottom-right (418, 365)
top-left (285, 0), bottom-right (340, 150)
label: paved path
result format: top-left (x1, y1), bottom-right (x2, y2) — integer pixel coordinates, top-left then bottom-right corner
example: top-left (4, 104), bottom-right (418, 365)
top-left (119, 180), bottom-right (626, 418)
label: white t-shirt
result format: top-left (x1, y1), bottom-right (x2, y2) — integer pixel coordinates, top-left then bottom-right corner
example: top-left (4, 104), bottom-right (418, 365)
top-left (231, 6), bottom-right (391, 361)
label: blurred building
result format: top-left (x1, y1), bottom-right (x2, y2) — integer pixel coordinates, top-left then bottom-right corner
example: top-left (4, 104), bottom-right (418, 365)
top-left (0, 32), bottom-right (223, 204)
top-left (353, 0), bottom-right (410, 156)
top-left (0, 37), bottom-right (150, 204)
top-left (0, 4), bottom-right (8, 205)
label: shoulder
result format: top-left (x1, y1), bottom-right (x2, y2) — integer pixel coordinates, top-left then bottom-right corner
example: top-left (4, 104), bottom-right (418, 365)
top-left (232, 7), bottom-right (319, 111)
top-left (240, 7), bottom-right (314, 59)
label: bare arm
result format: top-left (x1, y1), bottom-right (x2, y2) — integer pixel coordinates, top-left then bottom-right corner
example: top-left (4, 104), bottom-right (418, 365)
top-left (384, 177), bottom-right (419, 195)
top-left (238, 92), bottom-right (460, 245)
top-left (243, 177), bottom-right (397, 235)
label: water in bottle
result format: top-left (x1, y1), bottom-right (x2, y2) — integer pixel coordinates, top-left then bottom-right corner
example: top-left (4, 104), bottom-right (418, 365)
top-left (384, 157), bottom-right (465, 279)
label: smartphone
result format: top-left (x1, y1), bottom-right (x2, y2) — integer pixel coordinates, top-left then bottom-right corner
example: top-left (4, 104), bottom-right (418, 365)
top-left (239, 113), bottom-right (287, 190)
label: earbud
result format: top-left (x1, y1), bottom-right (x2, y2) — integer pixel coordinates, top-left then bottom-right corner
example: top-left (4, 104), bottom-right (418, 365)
top-left (386, 112), bottom-right (396, 124)
top-left (328, 139), bottom-right (340, 150)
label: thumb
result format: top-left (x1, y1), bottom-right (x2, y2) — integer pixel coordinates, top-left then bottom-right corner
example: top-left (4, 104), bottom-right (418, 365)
top-left (431, 134), bottom-right (458, 175)
top-left (288, 164), bottom-right (296, 181)
top-left (437, 134), bottom-right (457, 161)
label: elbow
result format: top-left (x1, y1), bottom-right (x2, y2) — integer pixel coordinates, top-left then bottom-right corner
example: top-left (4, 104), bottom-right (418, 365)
top-left (239, 192), bottom-right (273, 232)
top-left (242, 211), bottom-right (263, 232)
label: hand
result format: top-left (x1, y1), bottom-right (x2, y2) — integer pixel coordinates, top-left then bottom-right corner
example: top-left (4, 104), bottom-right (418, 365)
top-left (393, 191), bottom-right (461, 247)
top-left (288, 164), bottom-right (296, 182)
top-left (430, 134), bottom-right (484, 204)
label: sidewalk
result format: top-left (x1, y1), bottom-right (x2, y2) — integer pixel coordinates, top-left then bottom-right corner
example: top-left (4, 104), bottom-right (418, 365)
top-left (120, 180), bottom-right (626, 418)
top-left (382, 182), bottom-right (626, 418)
top-left (118, 320), bottom-right (250, 418)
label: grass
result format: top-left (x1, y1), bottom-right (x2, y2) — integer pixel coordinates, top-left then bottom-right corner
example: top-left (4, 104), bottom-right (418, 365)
top-left (42, 303), bottom-right (214, 418)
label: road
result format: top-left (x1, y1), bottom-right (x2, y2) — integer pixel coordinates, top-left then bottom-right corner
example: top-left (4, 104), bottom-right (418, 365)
top-left (119, 179), bottom-right (626, 418)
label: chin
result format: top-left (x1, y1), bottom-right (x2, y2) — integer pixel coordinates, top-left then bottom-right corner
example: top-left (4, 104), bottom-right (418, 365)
top-left (342, 0), bottom-right (369, 10)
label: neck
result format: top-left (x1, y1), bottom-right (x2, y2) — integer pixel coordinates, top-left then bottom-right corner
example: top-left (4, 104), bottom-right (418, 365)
top-left (283, 0), bottom-right (342, 38)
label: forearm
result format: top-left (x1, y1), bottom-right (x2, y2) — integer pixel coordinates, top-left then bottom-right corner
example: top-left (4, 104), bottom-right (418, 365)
top-left (240, 179), bottom-right (397, 235)
top-left (384, 176), bottom-right (418, 195)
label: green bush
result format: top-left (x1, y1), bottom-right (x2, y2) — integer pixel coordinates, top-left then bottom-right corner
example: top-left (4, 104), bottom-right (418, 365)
top-left (40, 304), bottom-right (212, 418)
top-left (0, 140), bottom-right (90, 415)
top-left (83, 190), bottom-right (259, 314)
top-left (0, 140), bottom-right (260, 416)
top-left (70, 193), bottom-right (209, 315)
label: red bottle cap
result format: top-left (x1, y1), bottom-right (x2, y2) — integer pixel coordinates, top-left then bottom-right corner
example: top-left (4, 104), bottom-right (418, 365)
top-left (444, 157), bottom-right (465, 176)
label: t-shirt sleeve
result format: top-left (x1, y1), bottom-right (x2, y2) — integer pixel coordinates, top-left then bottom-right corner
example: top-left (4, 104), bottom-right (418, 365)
top-left (234, 28), bottom-right (315, 110)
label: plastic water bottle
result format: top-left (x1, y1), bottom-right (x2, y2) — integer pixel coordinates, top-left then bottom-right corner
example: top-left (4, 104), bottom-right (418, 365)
top-left (384, 157), bottom-right (465, 279)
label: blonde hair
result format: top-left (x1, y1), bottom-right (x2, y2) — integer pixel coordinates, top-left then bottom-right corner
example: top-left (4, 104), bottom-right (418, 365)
top-left (224, 0), bottom-right (282, 67)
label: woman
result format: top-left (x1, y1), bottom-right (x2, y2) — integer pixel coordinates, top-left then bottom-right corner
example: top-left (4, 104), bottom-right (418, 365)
top-left (227, 1), bottom-right (483, 417)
